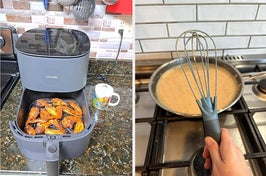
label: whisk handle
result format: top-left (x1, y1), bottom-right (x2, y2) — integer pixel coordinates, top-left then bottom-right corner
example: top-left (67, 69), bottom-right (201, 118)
top-left (203, 117), bottom-right (221, 144)
top-left (197, 97), bottom-right (221, 144)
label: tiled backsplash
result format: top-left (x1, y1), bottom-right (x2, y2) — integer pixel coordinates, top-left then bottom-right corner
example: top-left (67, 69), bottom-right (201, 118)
top-left (0, 0), bottom-right (133, 60)
top-left (135, 0), bottom-right (266, 64)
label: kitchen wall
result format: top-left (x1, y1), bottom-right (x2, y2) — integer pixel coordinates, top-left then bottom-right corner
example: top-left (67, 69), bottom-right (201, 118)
top-left (0, 0), bottom-right (133, 60)
top-left (135, 0), bottom-right (266, 64)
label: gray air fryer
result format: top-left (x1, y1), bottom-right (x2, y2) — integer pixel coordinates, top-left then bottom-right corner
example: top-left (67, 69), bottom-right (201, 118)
top-left (9, 28), bottom-right (95, 176)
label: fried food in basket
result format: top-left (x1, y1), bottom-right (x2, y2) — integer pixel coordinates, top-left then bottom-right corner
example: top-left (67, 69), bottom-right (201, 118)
top-left (24, 98), bottom-right (84, 135)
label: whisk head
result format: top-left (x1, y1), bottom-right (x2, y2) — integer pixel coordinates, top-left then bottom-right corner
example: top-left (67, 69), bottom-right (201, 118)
top-left (176, 30), bottom-right (218, 117)
top-left (176, 30), bottom-right (221, 145)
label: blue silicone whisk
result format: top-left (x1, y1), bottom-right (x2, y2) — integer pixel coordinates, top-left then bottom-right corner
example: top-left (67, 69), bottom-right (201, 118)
top-left (176, 30), bottom-right (221, 144)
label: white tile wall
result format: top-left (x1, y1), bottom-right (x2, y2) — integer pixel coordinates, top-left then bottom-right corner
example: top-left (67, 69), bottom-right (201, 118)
top-left (230, 0), bottom-right (266, 3)
top-left (224, 48), bottom-right (266, 55)
top-left (135, 5), bottom-right (196, 23)
top-left (136, 1), bottom-right (266, 60)
top-left (257, 5), bottom-right (266, 20)
top-left (164, 0), bottom-right (229, 3)
top-left (135, 24), bottom-right (168, 39)
top-left (139, 36), bottom-right (251, 53)
top-left (250, 36), bottom-right (266, 47)
top-left (227, 22), bottom-right (266, 35)
top-left (198, 5), bottom-right (257, 21)
top-left (168, 22), bottom-right (226, 37)
top-left (213, 36), bottom-right (250, 49)
top-left (135, 0), bottom-right (163, 5)
top-left (140, 39), bottom-right (177, 52)
top-left (135, 0), bottom-right (230, 4)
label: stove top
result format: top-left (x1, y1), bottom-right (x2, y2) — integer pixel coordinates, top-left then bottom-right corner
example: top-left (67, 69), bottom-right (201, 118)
top-left (135, 54), bottom-right (266, 176)
top-left (0, 26), bottom-right (19, 109)
top-left (0, 60), bottom-right (19, 109)
top-left (1, 75), bottom-right (12, 91)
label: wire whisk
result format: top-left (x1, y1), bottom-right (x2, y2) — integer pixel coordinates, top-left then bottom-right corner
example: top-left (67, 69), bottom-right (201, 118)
top-left (176, 30), bottom-right (221, 144)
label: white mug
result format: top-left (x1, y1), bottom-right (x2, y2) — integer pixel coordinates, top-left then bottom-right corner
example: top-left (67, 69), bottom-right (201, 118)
top-left (92, 83), bottom-right (120, 110)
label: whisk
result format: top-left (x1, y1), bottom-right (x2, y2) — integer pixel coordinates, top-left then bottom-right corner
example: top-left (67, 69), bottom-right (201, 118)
top-left (176, 30), bottom-right (221, 144)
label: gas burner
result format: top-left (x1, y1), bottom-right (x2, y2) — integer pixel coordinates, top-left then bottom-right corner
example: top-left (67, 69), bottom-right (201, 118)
top-left (189, 148), bottom-right (211, 176)
top-left (252, 79), bottom-right (266, 101)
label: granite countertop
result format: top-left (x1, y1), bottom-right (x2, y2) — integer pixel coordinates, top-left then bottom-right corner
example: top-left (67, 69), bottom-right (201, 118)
top-left (0, 60), bottom-right (132, 175)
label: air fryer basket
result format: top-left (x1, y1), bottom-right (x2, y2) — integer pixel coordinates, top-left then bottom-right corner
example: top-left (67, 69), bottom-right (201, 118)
top-left (9, 88), bottom-right (95, 175)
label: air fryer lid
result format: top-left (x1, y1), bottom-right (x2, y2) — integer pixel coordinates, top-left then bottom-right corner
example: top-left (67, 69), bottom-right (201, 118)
top-left (15, 28), bottom-right (90, 57)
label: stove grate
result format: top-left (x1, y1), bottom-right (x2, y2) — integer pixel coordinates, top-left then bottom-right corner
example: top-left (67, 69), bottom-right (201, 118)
top-left (135, 57), bottom-right (266, 176)
top-left (136, 98), bottom-right (266, 175)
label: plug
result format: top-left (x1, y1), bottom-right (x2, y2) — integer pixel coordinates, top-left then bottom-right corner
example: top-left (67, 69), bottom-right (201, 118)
top-left (118, 29), bottom-right (124, 37)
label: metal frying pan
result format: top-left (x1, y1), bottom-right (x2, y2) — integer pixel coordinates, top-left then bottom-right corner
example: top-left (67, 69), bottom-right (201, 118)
top-left (149, 57), bottom-right (243, 117)
top-left (149, 57), bottom-right (243, 176)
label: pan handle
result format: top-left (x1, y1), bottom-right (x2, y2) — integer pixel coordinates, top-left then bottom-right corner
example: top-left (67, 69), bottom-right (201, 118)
top-left (45, 138), bottom-right (60, 176)
top-left (197, 96), bottom-right (221, 144)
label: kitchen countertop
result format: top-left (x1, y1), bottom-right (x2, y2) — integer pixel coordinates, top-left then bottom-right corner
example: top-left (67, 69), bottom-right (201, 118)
top-left (0, 60), bottom-right (132, 175)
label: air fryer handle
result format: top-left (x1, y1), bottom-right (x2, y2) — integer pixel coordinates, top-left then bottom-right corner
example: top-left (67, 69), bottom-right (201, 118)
top-left (46, 161), bottom-right (59, 176)
top-left (46, 139), bottom-right (60, 176)
top-left (203, 117), bottom-right (221, 144)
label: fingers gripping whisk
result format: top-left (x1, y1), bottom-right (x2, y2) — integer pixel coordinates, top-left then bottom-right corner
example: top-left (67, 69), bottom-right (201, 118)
top-left (176, 30), bottom-right (221, 144)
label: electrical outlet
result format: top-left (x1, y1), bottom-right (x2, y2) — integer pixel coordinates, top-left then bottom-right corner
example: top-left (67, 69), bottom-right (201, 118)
top-left (118, 29), bottom-right (124, 35)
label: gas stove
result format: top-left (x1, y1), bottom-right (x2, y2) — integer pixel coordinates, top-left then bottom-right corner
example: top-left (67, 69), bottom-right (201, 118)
top-left (135, 55), bottom-right (266, 176)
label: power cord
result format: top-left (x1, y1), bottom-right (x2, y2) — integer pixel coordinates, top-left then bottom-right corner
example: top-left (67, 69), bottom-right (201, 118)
top-left (96, 29), bottom-right (124, 85)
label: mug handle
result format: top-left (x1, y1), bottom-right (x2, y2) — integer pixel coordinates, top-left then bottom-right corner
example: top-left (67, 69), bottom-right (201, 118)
top-left (109, 92), bottom-right (120, 106)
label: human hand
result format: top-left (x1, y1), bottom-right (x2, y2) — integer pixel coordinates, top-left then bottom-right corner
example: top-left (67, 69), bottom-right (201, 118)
top-left (202, 128), bottom-right (252, 176)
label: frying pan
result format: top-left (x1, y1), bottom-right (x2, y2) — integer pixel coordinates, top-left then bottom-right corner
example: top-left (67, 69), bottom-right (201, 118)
top-left (149, 57), bottom-right (244, 117)
top-left (149, 57), bottom-right (243, 176)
